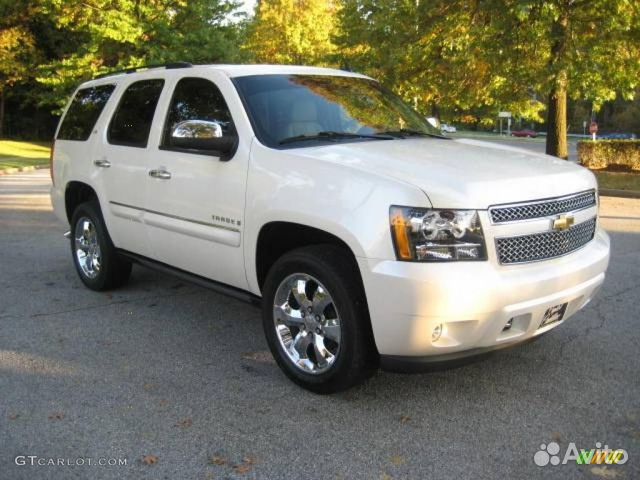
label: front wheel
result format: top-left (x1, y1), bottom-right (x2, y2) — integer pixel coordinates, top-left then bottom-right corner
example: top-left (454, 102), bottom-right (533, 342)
top-left (262, 245), bottom-right (378, 393)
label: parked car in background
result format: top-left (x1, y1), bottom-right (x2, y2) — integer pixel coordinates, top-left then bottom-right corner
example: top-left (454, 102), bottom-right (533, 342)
top-left (511, 129), bottom-right (538, 138)
top-left (597, 132), bottom-right (637, 140)
top-left (441, 123), bottom-right (457, 133)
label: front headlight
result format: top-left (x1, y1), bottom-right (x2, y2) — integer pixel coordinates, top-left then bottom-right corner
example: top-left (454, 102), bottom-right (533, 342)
top-left (389, 206), bottom-right (487, 261)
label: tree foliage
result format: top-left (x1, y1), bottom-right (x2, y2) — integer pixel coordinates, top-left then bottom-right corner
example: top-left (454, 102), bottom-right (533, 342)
top-left (1, 0), bottom-right (638, 151)
top-left (0, 27), bottom-right (37, 90)
top-left (337, 0), bottom-right (550, 130)
top-left (541, 0), bottom-right (636, 156)
top-left (335, 0), bottom-right (640, 157)
top-left (0, 1), bottom-right (42, 136)
top-left (244, 0), bottom-right (340, 64)
top-left (35, 0), bottom-right (247, 110)
top-left (471, 0), bottom-right (640, 156)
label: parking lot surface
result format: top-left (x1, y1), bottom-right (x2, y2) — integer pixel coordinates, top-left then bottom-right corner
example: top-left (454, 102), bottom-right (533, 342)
top-left (1, 170), bottom-right (638, 479)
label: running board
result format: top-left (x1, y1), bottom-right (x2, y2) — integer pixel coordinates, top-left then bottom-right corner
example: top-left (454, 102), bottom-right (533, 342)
top-left (63, 231), bottom-right (71, 239)
top-left (117, 250), bottom-right (261, 306)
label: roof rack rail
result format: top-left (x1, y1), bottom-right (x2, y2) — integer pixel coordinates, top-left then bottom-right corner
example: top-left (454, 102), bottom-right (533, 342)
top-left (95, 62), bottom-right (193, 79)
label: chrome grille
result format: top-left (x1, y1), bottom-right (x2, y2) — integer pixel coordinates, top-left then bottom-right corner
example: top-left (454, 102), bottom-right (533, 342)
top-left (496, 218), bottom-right (596, 264)
top-left (490, 190), bottom-right (596, 223)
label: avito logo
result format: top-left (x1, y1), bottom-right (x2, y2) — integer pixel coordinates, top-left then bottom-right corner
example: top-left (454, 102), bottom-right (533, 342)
top-left (534, 442), bottom-right (628, 467)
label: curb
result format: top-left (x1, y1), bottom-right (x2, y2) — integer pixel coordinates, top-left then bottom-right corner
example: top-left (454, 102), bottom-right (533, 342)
top-left (0, 165), bottom-right (49, 176)
top-left (599, 189), bottom-right (640, 199)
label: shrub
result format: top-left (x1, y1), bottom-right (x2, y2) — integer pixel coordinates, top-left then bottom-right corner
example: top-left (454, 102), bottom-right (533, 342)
top-left (578, 140), bottom-right (640, 171)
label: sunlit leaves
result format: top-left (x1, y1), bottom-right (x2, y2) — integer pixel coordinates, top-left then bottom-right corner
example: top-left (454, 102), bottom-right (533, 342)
top-left (0, 27), bottom-right (38, 91)
top-left (35, 0), bottom-right (247, 110)
top-left (244, 0), bottom-right (340, 65)
top-left (336, 0), bottom-right (639, 128)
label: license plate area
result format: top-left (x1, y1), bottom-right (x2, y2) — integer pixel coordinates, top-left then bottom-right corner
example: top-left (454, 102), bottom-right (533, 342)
top-left (540, 302), bottom-right (568, 328)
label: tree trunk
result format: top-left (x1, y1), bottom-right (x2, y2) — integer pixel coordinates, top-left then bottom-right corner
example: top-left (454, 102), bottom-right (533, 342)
top-left (0, 89), bottom-right (5, 139)
top-left (545, 78), bottom-right (568, 159)
top-left (545, 7), bottom-right (569, 159)
top-left (431, 103), bottom-right (440, 122)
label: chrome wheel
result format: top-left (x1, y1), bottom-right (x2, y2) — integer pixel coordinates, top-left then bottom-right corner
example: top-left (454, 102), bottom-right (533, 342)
top-left (273, 273), bottom-right (341, 374)
top-left (74, 217), bottom-right (101, 279)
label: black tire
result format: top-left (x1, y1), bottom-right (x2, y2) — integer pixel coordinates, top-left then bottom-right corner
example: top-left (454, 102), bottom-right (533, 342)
top-left (70, 200), bottom-right (132, 291)
top-left (262, 245), bottom-right (378, 393)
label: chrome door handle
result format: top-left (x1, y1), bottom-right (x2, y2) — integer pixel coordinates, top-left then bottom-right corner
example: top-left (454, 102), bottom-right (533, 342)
top-left (148, 169), bottom-right (171, 180)
top-left (93, 159), bottom-right (111, 168)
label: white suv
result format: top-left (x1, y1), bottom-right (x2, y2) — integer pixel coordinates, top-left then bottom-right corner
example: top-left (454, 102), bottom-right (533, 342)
top-left (50, 64), bottom-right (610, 393)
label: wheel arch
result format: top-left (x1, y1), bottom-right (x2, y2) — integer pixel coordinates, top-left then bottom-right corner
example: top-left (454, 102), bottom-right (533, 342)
top-left (254, 221), bottom-right (364, 294)
top-left (65, 181), bottom-right (99, 223)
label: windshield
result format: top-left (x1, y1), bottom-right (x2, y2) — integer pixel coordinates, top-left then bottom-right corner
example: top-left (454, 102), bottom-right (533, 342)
top-left (233, 74), bottom-right (443, 148)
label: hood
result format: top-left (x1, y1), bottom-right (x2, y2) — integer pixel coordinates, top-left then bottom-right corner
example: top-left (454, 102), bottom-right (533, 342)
top-left (292, 137), bottom-right (596, 209)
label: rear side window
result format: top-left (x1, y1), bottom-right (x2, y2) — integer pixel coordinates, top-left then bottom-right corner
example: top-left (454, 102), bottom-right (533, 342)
top-left (108, 79), bottom-right (164, 148)
top-left (162, 77), bottom-right (234, 148)
top-left (57, 85), bottom-right (115, 141)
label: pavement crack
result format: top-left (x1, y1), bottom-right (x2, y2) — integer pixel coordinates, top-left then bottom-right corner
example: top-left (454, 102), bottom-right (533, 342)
top-left (558, 298), bottom-right (609, 358)
top-left (557, 280), bottom-right (636, 359)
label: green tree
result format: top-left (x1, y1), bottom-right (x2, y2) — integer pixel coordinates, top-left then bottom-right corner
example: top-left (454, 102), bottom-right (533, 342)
top-left (244, 0), bottom-right (340, 64)
top-left (0, 2), bottom-right (40, 137)
top-left (337, 1), bottom-right (543, 122)
top-left (338, 0), bottom-right (640, 158)
top-left (482, 0), bottom-right (640, 158)
top-left (37, 0), bottom-right (247, 110)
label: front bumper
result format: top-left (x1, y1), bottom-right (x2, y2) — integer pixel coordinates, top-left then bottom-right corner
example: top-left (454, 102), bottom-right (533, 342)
top-left (379, 336), bottom-right (543, 373)
top-left (357, 228), bottom-right (610, 365)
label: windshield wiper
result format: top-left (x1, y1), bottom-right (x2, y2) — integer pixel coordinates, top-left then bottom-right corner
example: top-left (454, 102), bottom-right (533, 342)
top-left (380, 129), bottom-right (449, 139)
top-left (279, 131), bottom-right (395, 145)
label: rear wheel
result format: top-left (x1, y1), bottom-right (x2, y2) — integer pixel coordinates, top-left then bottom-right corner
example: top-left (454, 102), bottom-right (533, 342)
top-left (262, 245), bottom-right (377, 393)
top-left (70, 200), bottom-right (132, 291)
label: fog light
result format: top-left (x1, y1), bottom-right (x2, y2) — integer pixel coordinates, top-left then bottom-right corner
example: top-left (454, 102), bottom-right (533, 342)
top-left (432, 324), bottom-right (443, 342)
top-left (503, 318), bottom-right (513, 331)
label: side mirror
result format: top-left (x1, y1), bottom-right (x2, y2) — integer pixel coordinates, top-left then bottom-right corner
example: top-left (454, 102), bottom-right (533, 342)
top-left (169, 120), bottom-right (237, 157)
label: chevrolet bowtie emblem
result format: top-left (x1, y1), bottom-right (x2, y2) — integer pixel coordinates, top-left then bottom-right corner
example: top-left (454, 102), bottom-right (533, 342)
top-left (552, 215), bottom-right (575, 231)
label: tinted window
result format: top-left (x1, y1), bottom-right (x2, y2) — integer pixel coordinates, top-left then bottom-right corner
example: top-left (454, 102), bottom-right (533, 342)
top-left (108, 79), bottom-right (164, 147)
top-left (57, 85), bottom-right (115, 141)
top-left (162, 78), bottom-right (234, 147)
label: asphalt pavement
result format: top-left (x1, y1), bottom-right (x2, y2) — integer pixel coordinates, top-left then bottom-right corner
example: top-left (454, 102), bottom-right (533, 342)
top-left (1, 170), bottom-right (638, 480)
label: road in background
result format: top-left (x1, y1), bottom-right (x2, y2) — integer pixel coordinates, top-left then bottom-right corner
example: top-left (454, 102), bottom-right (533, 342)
top-left (1, 171), bottom-right (638, 479)
top-left (448, 131), bottom-right (580, 162)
